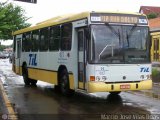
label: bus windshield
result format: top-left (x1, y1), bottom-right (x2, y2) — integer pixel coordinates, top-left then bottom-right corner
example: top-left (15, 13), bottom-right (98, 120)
top-left (90, 24), bottom-right (150, 64)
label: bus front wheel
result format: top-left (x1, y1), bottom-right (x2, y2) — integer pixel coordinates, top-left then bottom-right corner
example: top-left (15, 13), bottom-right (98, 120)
top-left (60, 69), bottom-right (71, 96)
top-left (109, 91), bottom-right (121, 95)
top-left (30, 79), bottom-right (37, 86)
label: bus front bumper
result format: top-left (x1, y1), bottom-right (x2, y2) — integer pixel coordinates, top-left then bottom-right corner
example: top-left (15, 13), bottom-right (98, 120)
top-left (88, 80), bottom-right (152, 93)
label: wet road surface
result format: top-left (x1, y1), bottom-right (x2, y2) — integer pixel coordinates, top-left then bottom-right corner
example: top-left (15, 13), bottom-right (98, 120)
top-left (0, 59), bottom-right (160, 120)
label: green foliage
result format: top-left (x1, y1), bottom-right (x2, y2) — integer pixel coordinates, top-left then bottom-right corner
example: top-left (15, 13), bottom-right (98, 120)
top-left (0, 45), bottom-right (7, 51)
top-left (152, 68), bottom-right (160, 77)
top-left (147, 13), bottom-right (158, 19)
top-left (0, 1), bottom-right (31, 40)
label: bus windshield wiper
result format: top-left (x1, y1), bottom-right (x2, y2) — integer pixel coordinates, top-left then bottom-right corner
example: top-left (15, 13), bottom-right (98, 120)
top-left (99, 44), bottom-right (115, 60)
top-left (98, 23), bottom-right (121, 60)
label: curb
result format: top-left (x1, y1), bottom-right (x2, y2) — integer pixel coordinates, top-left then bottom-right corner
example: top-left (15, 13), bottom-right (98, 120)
top-left (0, 79), bottom-right (18, 120)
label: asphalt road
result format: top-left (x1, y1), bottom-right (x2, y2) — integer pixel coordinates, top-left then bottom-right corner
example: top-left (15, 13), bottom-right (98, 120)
top-left (0, 59), bottom-right (160, 120)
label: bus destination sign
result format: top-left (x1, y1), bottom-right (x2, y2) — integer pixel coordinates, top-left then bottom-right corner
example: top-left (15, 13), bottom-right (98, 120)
top-left (91, 13), bottom-right (148, 24)
top-left (101, 16), bottom-right (138, 23)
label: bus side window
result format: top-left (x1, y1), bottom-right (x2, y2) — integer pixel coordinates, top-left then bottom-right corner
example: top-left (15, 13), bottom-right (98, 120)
top-left (61, 23), bottom-right (72, 51)
top-left (32, 30), bottom-right (39, 51)
top-left (22, 34), bottom-right (25, 52)
top-left (25, 32), bottom-right (31, 52)
top-left (40, 28), bottom-right (49, 51)
top-left (49, 26), bottom-right (60, 51)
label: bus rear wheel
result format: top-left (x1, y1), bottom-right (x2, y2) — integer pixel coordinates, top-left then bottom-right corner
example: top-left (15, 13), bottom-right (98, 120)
top-left (60, 69), bottom-right (71, 96)
top-left (22, 66), bottom-right (31, 86)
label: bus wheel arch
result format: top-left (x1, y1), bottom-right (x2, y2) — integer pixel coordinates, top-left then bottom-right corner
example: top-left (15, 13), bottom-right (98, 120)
top-left (58, 65), bottom-right (72, 96)
top-left (22, 62), bottom-right (31, 86)
top-left (109, 91), bottom-right (121, 95)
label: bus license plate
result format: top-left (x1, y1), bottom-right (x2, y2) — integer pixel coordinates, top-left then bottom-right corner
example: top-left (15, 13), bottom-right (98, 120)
top-left (120, 84), bottom-right (130, 89)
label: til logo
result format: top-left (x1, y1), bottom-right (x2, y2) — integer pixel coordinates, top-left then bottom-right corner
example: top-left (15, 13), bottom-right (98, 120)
top-left (140, 67), bottom-right (149, 72)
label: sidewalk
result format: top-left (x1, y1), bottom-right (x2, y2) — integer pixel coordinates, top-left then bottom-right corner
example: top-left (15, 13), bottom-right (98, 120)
top-left (0, 78), bottom-right (8, 112)
top-left (0, 78), bottom-right (17, 120)
top-left (0, 91), bottom-right (8, 113)
top-left (0, 84), bottom-right (8, 120)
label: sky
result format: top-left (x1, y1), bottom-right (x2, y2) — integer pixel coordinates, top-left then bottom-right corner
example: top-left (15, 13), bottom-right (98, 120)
top-left (1, 0), bottom-right (160, 45)
top-left (4, 0), bottom-right (160, 25)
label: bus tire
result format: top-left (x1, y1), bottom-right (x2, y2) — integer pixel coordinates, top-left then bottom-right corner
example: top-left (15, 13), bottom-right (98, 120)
top-left (54, 85), bottom-right (60, 92)
top-left (30, 79), bottom-right (37, 86)
top-left (22, 65), bottom-right (31, 86)
top-left (60, 69), bottom-right (71, 96)
top-left (109, 91), bottom-right (121, 95)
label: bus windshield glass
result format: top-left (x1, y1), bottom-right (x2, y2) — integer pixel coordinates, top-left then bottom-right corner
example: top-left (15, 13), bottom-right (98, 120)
top-left (90, 24), bottom-right (150, 64)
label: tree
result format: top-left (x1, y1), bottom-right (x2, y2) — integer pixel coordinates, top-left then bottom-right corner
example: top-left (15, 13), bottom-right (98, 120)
top-left (0, 45), bottom-right (6, 51)
top-left (0, 1), bottom-right (31, 40)
top-left (147, 13), bottom-right (158, 19)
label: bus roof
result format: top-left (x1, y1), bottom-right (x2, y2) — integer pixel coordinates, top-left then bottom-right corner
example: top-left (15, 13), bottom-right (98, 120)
top-left (13, 11), bottom-right (145, 35)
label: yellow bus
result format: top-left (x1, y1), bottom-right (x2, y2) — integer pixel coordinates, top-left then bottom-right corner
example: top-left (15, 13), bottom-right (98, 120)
top-left (12, 11), bottom-right (152, 96)
top-left (150, 32), bottom-right (160, 62)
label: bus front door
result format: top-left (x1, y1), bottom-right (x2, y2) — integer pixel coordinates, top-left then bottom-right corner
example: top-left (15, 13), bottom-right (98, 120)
top-left (78, 29), bottom-right (86, 90)
top-left (15, 38), bottom-right (21, 74)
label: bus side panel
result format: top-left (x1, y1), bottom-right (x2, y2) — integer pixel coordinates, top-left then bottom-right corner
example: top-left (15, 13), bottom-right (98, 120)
top-left (28, 68), bottom-right (58, 85)
top-left (69, 74), bottom-right (74, 89)
top-left (27, 68), bottom-right (75, 89)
